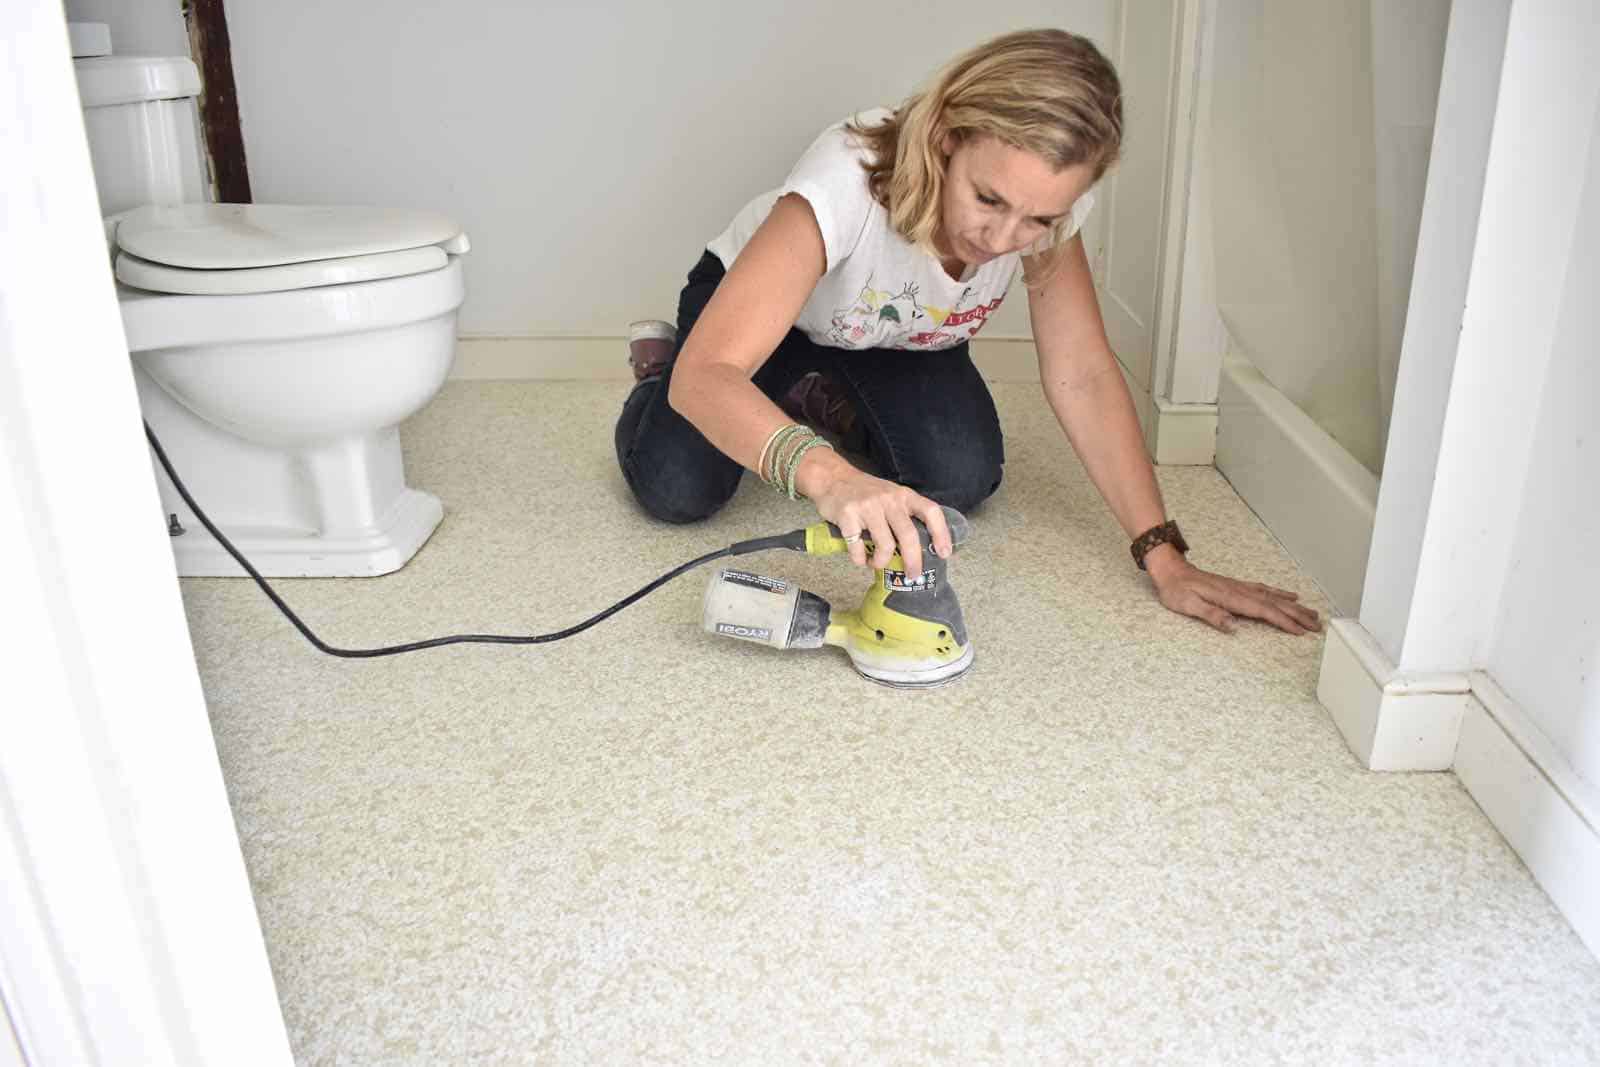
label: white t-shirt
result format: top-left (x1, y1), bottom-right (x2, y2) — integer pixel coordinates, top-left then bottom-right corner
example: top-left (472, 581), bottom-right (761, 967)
top-left (706, 108), bottom-right (1096, 352)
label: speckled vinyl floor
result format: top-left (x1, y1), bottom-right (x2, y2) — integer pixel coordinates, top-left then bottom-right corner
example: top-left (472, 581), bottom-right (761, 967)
top-left (178, 380), bottom-right (1600, 1065)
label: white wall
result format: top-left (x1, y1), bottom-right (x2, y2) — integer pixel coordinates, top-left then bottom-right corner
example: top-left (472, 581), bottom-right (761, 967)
top-left (222, 1), bottom-right (1114, 343)
top-left (1485, 107), bottom-right (1600, 789)
top-left (1187, 0), bottom-right (1447, 615)
top-left (1096, 0), bottom-right (1180, 399)
top-left (1205, 0), bottom-right (1448, 475)
top-left (1360, 0), bottom-right (1509, 661)
top-left (1368, 0), bottom-right (1453, 462)
top-left (60, 0), bottom-right (186, 57)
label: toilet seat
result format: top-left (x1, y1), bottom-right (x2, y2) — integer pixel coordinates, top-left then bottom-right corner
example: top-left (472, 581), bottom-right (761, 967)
top-left (112, 203), bottom-right (471, 295)
top-left (116, 245), bottom-right (450, 295)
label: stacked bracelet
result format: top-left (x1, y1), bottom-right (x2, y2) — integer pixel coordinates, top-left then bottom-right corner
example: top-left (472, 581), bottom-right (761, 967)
top-left (783, 435), bottom-right (832, 500)
top-left (756, 423), bottom-right (834, 500)
top-left (756, 424), bottom-right (798, 486)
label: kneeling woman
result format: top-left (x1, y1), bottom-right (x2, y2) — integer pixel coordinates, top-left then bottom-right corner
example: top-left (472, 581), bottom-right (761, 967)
top-left (615, 28), bottom-right (1319, 637)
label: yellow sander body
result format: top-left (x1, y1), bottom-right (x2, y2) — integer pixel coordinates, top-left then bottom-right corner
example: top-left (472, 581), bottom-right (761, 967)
top-left (703, 507), bottom-right (974, 689)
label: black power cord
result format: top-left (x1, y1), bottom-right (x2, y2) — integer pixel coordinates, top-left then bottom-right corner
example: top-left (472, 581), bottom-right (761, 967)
top-left (143, 422), bottom-right (802, 658)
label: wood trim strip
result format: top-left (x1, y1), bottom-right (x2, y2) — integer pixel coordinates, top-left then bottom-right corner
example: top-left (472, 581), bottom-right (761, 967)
top-left (184, 0), bottom-right (251, 203)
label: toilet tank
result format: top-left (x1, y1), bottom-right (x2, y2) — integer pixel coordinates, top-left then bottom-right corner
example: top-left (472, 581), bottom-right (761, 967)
top-left (75, 50), bottom-right (210, 216)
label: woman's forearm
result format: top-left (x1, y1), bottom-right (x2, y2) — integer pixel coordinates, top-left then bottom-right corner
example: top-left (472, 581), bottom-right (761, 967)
top-left (667, 361), bottom-right (781, 470)
top-left (1042, 362), bottom-right (1169, 539)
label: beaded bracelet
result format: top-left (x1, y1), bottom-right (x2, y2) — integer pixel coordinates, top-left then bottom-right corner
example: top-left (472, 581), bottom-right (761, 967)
top-left (758, 424), bottom-right (794, 484)
top-left (782, 435), bottom-right (834, 500)
top-left (759, 424), bottom-right (810, 488)
top-left (757, 424), bottom-right (798, 486)
top-left (773, 427), bottom-right (813, 487)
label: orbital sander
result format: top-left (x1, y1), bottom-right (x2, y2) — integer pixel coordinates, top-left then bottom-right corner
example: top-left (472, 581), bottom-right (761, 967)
top-left (145, 419), bottom-right (973, 683)
top-left (701, 506), bottom-right (974, 688)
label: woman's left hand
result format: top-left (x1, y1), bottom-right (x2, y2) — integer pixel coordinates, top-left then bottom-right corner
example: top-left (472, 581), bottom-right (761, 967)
top-left (1146, 550), bottom-right (1323, 635)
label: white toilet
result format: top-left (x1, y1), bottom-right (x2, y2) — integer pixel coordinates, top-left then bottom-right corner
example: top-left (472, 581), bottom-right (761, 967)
top-left (73, 23), bottom-right (467, 577)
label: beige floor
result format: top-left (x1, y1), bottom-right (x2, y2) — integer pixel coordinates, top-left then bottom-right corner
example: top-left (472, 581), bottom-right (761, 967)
top-left (180, 380), bottom-right (1600, 1065)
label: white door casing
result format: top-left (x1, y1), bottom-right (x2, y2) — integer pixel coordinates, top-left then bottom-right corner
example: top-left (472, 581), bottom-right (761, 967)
top-left (0, 4), bottom-right (293, 1064)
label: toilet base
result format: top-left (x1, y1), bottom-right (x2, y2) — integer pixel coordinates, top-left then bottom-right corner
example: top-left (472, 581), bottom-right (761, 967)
top-left (169, 488), bottom-right (444, 578)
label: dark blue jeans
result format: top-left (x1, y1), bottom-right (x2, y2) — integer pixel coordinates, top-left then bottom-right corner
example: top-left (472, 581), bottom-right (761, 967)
top-left (615, 250), bottom-right (1005, 524)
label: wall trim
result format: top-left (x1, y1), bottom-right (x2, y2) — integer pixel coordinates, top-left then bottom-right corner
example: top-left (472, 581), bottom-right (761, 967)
top-left (1316, 618), bottom-right (1472, 771)
top-left (184, 0), bottom-right (251, 203)
top-left (452, 335), bottom-right (626, 381)
top-left (4, 2), bottom-right (292, 1057)
top-left (1454, 672), bottom-right (1600, 960)
top-left (1215, 352), bottom-right (1378, 615)
top-left (1317, 620), bottom-right (1600, 958)
top-left (1152, 396), bottom-right (1217, 466)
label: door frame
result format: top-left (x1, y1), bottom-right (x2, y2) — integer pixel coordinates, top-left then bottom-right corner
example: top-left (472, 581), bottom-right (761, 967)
top-left (0, 4), bottom-right (290, 1063)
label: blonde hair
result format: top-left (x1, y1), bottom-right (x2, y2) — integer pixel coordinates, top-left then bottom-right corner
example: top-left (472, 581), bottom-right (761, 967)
top-left (847, 29), bottom-right (1123, 283)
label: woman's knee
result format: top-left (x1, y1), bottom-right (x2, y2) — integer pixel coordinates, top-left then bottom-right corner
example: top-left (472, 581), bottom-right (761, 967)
top-left (623, 457), bottom-right (740, 524)
top-left (911, 453), bottom-right (1004, 514)
top-left (872, 400), bottom-right (1004, 514)
top-left (887, 413), bottom-right (1005, 513)
top-left (615, 374), bottom-right (743, 524)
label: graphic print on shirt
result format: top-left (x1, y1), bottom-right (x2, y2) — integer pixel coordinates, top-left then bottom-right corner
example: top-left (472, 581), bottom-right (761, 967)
top-left (906, 288), bottom-right (1006, 348)
top-left (827, 277), bottom-right (926, 348)
top-left (827, 280), bottom-right (1007, 350)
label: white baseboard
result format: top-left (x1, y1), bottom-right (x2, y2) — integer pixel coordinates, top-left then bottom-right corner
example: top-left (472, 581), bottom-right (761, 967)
top-left (1454, 673), bottom-right (1600, 960)
top-left (1152, 396), bottom-right (1218, 466)
top-left (1215, 353), bottom-right (1378, 616)
top-left (1104, 354), bottom-right (1216, 467)
top-left (1316, 618), bottom-right (1472, 771)
top-left (449, 334), bottom-right (1049, 383)
top-left (452, 335), bottom-right (627, 380)
top-left (1317, 619), bottom-right (1600, 958)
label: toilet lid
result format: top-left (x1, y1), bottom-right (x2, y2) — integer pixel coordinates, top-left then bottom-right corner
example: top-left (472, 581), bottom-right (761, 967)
top-left (116, 245), bottom-right (450, 295)
top-left (115, 203), bottom-right (471, 270)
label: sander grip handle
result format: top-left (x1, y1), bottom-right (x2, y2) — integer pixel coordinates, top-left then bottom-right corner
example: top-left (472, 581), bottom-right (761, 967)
top-left (821, 505), bottom-right (970, 553)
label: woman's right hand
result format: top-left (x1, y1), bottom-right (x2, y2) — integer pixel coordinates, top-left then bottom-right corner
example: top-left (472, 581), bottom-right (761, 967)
top-left (798, 449), bottom-right (953, 577)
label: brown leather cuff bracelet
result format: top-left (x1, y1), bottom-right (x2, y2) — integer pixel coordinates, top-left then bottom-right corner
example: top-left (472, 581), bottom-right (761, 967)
top-left (1131, 520), bottom-right (1189, 571)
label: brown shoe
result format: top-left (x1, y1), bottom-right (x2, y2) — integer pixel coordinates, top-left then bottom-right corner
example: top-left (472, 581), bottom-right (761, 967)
top-left (628, 320), bottom-right (677, 382)
top-left (780, 372), bottom-right (867, 453)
